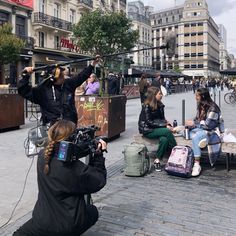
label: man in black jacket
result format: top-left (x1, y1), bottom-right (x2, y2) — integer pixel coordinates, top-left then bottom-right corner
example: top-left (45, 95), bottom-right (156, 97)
top-left (18, 57), bottom-right (100, 126)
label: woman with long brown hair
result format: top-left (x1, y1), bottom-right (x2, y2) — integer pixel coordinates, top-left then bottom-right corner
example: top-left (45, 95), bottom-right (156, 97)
top-left (138, 86), bottom-right (176, 171)
top-left (14, 120), bottom-right (107, 236)
top-left (185, 87), bottom-right (224, 177)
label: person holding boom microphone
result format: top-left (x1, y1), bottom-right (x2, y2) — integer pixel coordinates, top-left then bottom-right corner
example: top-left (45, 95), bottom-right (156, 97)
top-left (17, 56), bottom-right (100, 126)
top-left (13, 119), bottom-right (107, 236)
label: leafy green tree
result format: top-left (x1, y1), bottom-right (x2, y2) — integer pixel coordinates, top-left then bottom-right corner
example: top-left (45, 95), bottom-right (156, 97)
top-left (0, 23), bottom-right (25, 65)
top-left (72, 10), bottom-right (139, 63)
top-left (0, 23), bottom-right (25, 83)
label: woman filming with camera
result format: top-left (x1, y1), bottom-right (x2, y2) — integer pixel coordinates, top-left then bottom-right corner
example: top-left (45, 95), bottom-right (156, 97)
top-left (13, 120), bottom-right (107, 236)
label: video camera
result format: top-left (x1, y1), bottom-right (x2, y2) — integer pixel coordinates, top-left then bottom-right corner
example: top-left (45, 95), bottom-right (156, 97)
top-left (57, 125), bottom-right (108, 162)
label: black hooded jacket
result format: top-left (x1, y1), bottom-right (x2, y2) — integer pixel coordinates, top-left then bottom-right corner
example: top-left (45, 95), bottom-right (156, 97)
top-left (138, 104), bottom-right (167, 134)
top-left (18, 65), bottom-right (94, 125)
top-left (31, 149), bottom-right (107, 235)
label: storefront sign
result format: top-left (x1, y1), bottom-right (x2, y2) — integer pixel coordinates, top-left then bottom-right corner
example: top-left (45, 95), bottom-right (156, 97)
top-left (60, 38), bottom-right (79, 52)
top-left (8, 0), bottom-right (33, 8)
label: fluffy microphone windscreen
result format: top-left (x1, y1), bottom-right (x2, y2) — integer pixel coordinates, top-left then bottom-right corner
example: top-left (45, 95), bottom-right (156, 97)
top-left (165, 32), bottom-right (176, 58)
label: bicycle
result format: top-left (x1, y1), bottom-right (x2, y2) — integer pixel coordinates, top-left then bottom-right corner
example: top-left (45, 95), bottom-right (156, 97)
top-left (224, 90), bottom-right (236, 104)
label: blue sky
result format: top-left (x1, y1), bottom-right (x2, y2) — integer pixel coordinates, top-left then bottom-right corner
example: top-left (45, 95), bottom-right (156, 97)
top-left (128, 0), bottom-right (236, 55)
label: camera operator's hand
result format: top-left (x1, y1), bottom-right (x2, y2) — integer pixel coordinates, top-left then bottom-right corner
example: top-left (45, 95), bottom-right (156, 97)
top-left (97, 139), bottom-right (107, 153)
top-left (91, 55), bottom-right (101, 67)
top-left (22, 67), bottom-right (34, 75)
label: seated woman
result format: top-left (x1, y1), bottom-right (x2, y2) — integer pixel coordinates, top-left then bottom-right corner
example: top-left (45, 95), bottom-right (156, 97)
top-left (185, 87), bottom-right (224, 177)
top-left (13, 120), bottom-right (107, 236)
top-left (138, 86), bottom-right (177, 171)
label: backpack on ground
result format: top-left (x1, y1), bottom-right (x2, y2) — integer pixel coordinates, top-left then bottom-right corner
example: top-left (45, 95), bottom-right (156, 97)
top-left (123, 142), bottom-right (150, 177)
top-left (165, 145), bottom-right (194, 178)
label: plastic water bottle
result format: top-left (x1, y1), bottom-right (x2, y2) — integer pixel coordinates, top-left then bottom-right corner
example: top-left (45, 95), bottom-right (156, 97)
top-left (173, 120), bottom-right (178, 127)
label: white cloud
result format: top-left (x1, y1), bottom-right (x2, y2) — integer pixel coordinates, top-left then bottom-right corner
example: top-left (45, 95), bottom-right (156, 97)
top-left (128, 0), bottom-right (236, 55)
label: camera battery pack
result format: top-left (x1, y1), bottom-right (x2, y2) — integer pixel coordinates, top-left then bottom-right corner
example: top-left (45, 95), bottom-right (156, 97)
top-left (57, 141), bottom-right (73, 162)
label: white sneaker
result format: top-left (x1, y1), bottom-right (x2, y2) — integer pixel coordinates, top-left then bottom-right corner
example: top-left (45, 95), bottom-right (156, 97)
top-left (198, 138), bottom-right (207, 149)
top-left (192, 162), bottom-right (201, 177)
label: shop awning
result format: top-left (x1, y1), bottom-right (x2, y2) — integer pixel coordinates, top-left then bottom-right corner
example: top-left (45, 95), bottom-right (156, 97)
top-left (46, 55), bottom-right (71, 62)
top-left (220, 68), bottom-right (236, 75)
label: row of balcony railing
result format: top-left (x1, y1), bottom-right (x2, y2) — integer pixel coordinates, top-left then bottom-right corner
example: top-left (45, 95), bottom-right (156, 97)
top-left (16, 34), bottom-right (34, 49)
top-left (33, 12), bottom-right (72, 31)
top-left (78, 0), bottom-right (93, 8)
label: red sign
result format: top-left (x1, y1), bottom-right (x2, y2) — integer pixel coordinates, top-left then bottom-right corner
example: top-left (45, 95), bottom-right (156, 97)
top-left (8, 0), bottom-right (33, 9)
top-left (61, 38), bottom-right (80, 52)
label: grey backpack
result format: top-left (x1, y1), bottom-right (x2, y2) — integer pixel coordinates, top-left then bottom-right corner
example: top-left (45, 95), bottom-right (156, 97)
top-left (123, 142), bottom-right (150, 176)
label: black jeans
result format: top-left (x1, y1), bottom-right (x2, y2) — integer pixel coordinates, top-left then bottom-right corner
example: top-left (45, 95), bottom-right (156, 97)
top-left (13, 205), bottom-right (98, 236)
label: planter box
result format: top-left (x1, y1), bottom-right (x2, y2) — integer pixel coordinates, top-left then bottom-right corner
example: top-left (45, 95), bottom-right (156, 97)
top-left (0, 94), bottom-right (24, 130)
top-left (75, 95), bottom-right (126, 139)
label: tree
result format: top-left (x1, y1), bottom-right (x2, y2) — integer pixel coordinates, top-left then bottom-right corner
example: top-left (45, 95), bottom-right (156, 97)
top-left (0, 23), bottom-right (25, 84)
top-left (72, 10), bottom-right (139, 64)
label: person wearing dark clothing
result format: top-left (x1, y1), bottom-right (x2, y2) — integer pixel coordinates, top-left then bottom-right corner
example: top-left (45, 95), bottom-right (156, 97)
top-left (108, 72), bottom-right (119, 95)
top-left (18, 58), bottom-right (100, 126)
top-left (13, 120), bottom-right (107, 236)
top-left (151, 72), bottom-right (162, 88)
top-left (138, 73), bottom-right (149, 104)
top-left (138, 86), bottom-right (176, 171)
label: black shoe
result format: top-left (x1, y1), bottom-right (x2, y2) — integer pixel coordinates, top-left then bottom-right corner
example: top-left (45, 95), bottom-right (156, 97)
top-left (154, 162), bottom-right (162, 172)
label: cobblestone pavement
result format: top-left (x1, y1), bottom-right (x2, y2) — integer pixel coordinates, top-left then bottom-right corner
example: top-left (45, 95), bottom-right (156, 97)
top-left (0, 90), bottom-right (236, 235)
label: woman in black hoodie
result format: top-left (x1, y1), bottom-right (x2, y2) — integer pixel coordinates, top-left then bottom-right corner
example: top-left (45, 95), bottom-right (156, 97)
top-left (13, 120), bottom-right (107, 236)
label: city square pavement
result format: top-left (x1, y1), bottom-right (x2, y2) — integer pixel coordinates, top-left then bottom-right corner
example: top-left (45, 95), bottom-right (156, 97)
top-left (0, 90), bottom-right (236, 235)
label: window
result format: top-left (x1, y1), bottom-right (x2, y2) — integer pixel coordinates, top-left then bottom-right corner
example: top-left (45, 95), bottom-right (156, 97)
top-left (69, 9), bottom-right (76, 23)
top-left (198, 52), bottom-right (203, 56)
top-left (54, 36), bottom-right (60, 49)
top-left (15, 16), bottom-right (26, 36)
top-left (0, 12), bottom-right (9, 25)
top-left (184, 64), bottom-right (190, 68)
top-left (191, 33), bottom-right (196, 36)
top-left (191, 42), bottom-right (196, 46)
top-left (198, 42), bottom-right (203, 46)
top-left (166, 17), bottom-right (168, 23)
top-left (198, 22), bottom-right (203, 26)
top-left (39, 0), bottom-right (45, 13)
top-left (193, 12), bottom-right (197, 16)
top-left (191, 53), bottom-right (196, 57)
top-left (198, 32), bottom-right (203, 35)
top-left (184, 53), bottom-right (190, 57)
top-left (184, 33), bottom-right (190, 37)
top-left (184, 43), bottom-right (190, 46)
top-left (184, 24), bottom-right (190, 27)
top-left (198, 64), bottom-right (204, 68)
top-left (54, 3), bottom-right (61, 18)
top-left (191, 23), bottom-right (196, 27)
top-left (191, 64), bottom-right (197, 68)
top-left (39, 31), bottom-right (45, 47)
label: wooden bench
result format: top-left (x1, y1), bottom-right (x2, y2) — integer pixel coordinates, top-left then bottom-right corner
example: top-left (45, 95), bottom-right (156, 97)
top-left (134, 131), bottom-right (236, 171)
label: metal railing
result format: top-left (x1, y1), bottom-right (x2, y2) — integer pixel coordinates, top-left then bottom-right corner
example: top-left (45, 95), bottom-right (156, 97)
top-left (33, 12), bottom-right (72, 31)
top-left (78, 0), bottom-right (93, 8)
top-left (16, 34), bottom-right (34, 49)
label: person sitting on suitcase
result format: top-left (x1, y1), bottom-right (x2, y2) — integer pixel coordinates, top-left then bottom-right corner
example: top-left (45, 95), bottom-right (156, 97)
top-left (13, 120), bottom-right (107, 236)
top-left (185, 87), bottom-right (224, 177)
top-left (138, 86), bottom-right (177, 171)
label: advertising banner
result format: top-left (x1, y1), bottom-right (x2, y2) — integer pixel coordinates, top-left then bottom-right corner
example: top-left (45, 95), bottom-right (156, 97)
top-left (8, 0), bottom-right (33, 9)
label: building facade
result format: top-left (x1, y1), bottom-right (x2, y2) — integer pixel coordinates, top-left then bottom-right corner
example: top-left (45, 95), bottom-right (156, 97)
top-left (0, 0), bottom-right (34, 84)
top-left (0, 0), bottom-right (127, 85)
top-left (127, 1), bottom-right (153, 71)
top-left (151, 0), bottom-right (220, 78)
